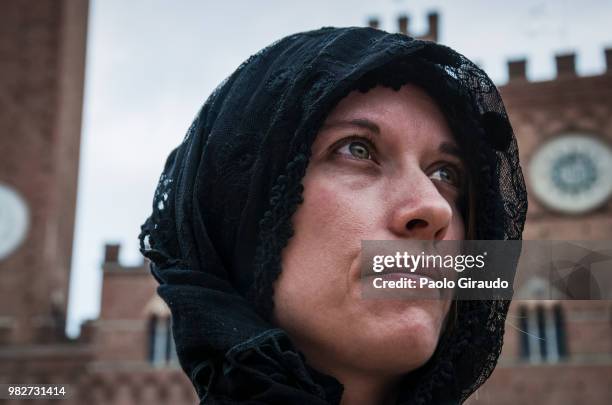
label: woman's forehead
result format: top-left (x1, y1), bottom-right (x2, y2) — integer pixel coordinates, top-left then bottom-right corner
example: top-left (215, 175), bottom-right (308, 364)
top-left (318, 84), bottom-right (458, 149)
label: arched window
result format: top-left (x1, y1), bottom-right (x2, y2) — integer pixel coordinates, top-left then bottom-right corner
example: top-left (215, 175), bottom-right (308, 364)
top-left (145, 296), bottom-right (178, 366)
top-left (518, 303), bottom-right (567, 363)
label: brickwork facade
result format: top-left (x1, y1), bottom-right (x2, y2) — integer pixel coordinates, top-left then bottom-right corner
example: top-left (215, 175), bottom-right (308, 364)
top-left (0, 1), bottom-right (196, 403)
top-left (0, 0), bottom-right (87, 346)
top-left (466, 47), bottom-right (612, 405)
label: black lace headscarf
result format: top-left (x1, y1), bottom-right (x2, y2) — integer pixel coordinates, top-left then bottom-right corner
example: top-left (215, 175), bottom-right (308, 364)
top-left (139, 27), bottom-right (527, 404)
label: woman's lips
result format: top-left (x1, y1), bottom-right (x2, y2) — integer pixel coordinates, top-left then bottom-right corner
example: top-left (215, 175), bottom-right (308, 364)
top-left (360, 265), bottom-right (456, 300)
top-left (366, 265), bottom-right (444, 283)
top-left (361, 271), bottom-right (445, 300)
top-left (374, 271), bottom-right (435, 284)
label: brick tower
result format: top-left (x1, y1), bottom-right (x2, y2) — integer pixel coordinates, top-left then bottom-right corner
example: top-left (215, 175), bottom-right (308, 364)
top-left (0, 0), bottom-right (89, 345)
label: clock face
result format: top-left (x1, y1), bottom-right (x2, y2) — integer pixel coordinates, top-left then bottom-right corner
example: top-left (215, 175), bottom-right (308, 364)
top-left (0, 183), bottom-right (30, 260)
top-left (529, 135), bottom-right (612, 214)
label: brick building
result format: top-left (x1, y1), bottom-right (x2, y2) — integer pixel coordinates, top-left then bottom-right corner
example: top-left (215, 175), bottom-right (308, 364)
top-left (466, 40), bottom-right (612, 405)
top-left (0, 5), bottom-right (610, 404)
top-left (0, 1), bottom-right (195, 403)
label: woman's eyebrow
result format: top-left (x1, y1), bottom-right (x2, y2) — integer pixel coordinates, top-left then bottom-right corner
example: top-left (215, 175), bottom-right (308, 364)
top-left (321, 118), bottom-right (381, 134)
top-left (321, 120), bottom-right (462, 160)
top-left (439, 142), bottom-right (463, 161)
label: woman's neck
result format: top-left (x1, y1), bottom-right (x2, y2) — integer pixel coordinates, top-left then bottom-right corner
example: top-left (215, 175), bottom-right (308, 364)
top-left (338, 372), bottom-right (400, 405)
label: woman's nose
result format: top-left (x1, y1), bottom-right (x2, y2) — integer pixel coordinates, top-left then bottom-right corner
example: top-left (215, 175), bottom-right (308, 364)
top-left (388, 174), bottom-right (453, 240)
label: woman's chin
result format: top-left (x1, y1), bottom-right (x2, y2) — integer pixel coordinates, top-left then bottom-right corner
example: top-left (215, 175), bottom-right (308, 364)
top-left (349, 333), bottom-right (439, 375)
top-left (361, 296), bottom-right (448, 331)
top-left (344, 303), bottom-right (445, 373)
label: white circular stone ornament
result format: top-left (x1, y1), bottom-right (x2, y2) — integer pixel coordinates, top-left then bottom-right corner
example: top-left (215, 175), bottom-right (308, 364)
top-left (529, 135), bottom-right (612, 214)
top-left (0, 183), bottom-right (30, 260)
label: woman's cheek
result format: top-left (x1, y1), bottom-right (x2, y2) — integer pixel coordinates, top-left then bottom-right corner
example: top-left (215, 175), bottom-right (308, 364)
top-left (284, 168), bottom-right (381, 304)
top-left (302, 167), bottom-right (379, 244)
top-left (448, 205), bottom-right (465, 239)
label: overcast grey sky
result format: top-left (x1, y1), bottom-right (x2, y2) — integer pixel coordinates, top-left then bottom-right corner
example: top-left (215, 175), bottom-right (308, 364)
top-left (67, 0), bottom-right (612, 336)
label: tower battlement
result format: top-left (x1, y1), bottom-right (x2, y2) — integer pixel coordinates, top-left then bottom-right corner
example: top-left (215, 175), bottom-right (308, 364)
top-left (368, 11), bottom-right (439, 43)
top-left (507, 49), bottom-right (612, 83)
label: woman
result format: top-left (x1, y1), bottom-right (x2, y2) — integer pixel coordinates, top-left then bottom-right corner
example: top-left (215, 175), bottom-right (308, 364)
top-left (139, 27), bottom-right (527, 404)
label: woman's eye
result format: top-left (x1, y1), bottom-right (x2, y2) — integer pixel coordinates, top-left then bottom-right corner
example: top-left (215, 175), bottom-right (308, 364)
top-left (336, 139), bottom-right (374, 161)
top-left (430, 165), bottom-right (462, 188)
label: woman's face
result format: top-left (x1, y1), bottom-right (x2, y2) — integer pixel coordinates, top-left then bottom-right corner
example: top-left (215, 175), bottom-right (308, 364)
top-left (273, 84), bottom-right (465, 380)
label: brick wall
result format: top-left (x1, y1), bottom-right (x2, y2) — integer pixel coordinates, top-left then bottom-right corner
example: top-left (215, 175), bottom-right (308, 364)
top-left (0, 0), bottom-right (88, 345)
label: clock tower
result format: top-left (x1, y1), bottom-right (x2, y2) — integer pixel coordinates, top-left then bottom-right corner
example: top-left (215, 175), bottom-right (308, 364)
top-left (501, 52), bottom-right (612, 239)
top-left (0, 0), bottom-right (89, 344)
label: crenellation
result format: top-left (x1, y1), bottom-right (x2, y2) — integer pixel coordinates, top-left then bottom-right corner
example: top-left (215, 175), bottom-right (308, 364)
top-left (104, 243), bottom-right (120, 264)
top-left (508, 59), bottom-right (528, 81)
top-left (397, 14), bottom-right (408, 35)
top-left (368, 11), bottom-right (438, 41)
top-left (556, 52), bottom-right (577, 77)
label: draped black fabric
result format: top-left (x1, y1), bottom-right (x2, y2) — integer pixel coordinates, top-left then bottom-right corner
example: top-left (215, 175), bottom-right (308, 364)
top-left (139, 27), bottom-right (528, 404)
